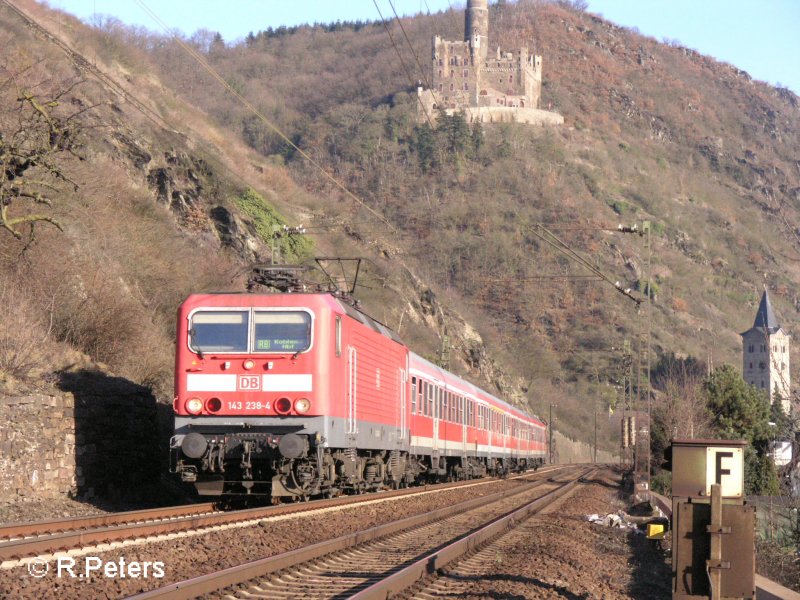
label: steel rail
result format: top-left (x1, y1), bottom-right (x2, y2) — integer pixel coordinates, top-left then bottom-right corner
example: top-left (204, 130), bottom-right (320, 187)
top-left (125, 467), bottom-right (588, 600)
top-left (0, 466), bottom-right (562, 562)
top-left (0, 503), bottom-right (219, 541)
top-left (351, 468), bottom-right (595, 599)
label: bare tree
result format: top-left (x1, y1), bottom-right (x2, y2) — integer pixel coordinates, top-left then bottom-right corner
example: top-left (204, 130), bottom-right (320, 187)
top-left (0, 70), bottom-right (90, 243)
top-left (653, 355), bottom-right (711, 440)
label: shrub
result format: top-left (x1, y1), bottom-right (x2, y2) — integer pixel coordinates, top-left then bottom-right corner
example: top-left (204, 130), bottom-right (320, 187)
top-left (0, 284), bottom-right (48, 381)
top-left (233, 188), bottom-right (313, 261)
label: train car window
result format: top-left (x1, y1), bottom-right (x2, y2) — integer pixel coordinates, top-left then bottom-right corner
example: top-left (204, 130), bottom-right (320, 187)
top-left (427, 383), bottom-right (433, 416)
top-left (411, 377), bottom-right (417, 414)
top-left (422, 381), bottom-right (429, 416)
top-left (335, 315), bottom-right (342, 357)
top-left (426, 383), bottom-right (431, 418)
top-left (253, 311), bottom-right (311, 353)
top-left (189, 311), bottom-right (249, 353)
top-left (442, 392), bottom-right (448, 422)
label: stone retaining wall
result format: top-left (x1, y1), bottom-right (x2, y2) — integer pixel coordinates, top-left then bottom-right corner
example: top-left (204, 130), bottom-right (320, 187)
top-left (0, 394), bottom-right (76, 500)
top-left (554, 431), bottom-right (617, 464)
top-left (0, 370), bottom-right (163, 503)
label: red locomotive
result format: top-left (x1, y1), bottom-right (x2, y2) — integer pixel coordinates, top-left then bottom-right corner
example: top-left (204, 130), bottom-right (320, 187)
top-left (171, 292), bottom-right (547, 498)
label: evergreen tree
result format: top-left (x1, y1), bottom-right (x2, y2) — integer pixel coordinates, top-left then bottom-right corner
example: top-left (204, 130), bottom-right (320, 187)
top-left (411, 123), bottom-right (436, 173)
top-left (702, 365), bottom-right (779, 495)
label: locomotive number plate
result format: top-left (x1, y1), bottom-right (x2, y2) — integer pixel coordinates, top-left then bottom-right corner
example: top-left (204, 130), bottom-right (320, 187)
top-left (238, 375), bottom-right (261, 391)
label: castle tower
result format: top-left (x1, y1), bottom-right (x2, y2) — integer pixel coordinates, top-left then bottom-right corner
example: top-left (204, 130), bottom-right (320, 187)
top-left (465, 0), bottom-right (489, 61)
top-left (741, 288), bottom-right (791, 414)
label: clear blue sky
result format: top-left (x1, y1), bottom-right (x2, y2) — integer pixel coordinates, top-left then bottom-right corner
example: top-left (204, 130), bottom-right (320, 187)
top-left (46, 0), bottom-right (799, 93)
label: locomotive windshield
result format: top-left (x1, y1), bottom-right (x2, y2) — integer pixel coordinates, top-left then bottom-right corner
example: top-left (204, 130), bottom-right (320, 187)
top-left (189, 311), bottom-right (249, 353)
top-left (188, 309), bottom-right (312, 354)
top-left (253, 311), bottom-right (311, 353)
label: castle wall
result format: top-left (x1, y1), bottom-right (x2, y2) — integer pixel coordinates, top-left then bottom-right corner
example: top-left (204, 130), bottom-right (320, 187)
top-left (447, 106), bottom-right (564, 126)
top-left (432, 37), bottom-right (478, 109)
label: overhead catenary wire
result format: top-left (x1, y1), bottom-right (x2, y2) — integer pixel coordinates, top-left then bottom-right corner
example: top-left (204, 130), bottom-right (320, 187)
top-left (382, 0), bottom-right (455, 124)
top-left (524, 222), bottom-right (643, 306)
top-left (371, 0), bottom-right (438, 131)
top-left (133, 0), bottom-right (397, 233)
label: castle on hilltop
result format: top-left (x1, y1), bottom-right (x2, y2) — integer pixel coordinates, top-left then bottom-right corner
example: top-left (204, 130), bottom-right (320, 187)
top-left (417, 0), bottom-right (563, 126)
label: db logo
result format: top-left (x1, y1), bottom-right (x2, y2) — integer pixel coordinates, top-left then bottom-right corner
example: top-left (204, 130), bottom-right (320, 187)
top-left (238, 375), bottom-right (261, 391)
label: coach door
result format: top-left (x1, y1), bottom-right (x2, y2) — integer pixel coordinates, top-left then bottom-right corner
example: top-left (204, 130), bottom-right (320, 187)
top-left (503, 414), bottom-right (508, 458)
top-left (432, 385), bottom-right (440, 453)
top-left (347, 346), bottom-right (358, 439)
top-left (397, 368), bottom-right (407, 444)
top-left (460, 396), bottom-right (466, 456)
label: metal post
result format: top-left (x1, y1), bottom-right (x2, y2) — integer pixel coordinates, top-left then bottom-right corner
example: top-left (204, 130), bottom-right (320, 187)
top-left (708, 483), bottom-right (724, 600)
top-left (643, 221), bottom-right (652, 495)
top-left (549, 403), bottom-right (556, 464)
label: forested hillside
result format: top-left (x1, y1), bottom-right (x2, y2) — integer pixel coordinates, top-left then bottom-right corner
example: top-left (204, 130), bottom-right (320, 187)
top-left (2, 0), bottom-right (799, 452)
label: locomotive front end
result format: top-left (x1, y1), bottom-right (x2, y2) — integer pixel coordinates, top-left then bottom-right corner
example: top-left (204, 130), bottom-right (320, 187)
top-left (171, 294), bottom-right (330, 497)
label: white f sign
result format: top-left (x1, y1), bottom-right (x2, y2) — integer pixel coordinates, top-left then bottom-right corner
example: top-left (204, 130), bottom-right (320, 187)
top-left (705, 446), bottom-right (744, 498)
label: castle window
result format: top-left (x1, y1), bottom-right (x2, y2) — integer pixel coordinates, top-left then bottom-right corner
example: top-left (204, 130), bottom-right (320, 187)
top-left (463, 69), bottom-right (468, 77)
top-left (438, 84), bottom-right (443, 91)
top-left (450, 83), bottom-right (454, 91)
top-left (748, 345), bottom-right (754, 353)
top-left (439, 69), bottom-right (443, 78)
top-left (438, 59), bottom-right (443, 66)
top-left (463, 82), bottom-right (468, 90)
top-left (749, 363), bottom-right (753, 369)
top-left (509, 75), bottom-right (513, 83)
top-left (761, 381), bottom-right (765, 388)
top-left (450, 70), bottom-right (454, 78)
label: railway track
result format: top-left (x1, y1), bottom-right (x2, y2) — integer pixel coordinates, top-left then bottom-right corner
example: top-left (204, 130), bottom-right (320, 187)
top-left (127, 466), bottom-right (591, 600)
top-left (0, 466), bottom-right (563, 565)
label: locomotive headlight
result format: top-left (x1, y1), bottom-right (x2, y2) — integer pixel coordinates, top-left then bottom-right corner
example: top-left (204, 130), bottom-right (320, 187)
top-left (243, 359), bottom-right (255, 370)
top-left (274, 397), bottom-right (292, 415)
top-left (294, 398), bottom-right (311, 414)
top-left (205, 397), bottom-right (222, 413)
top-left (185, 397), bottom-right (204, 415)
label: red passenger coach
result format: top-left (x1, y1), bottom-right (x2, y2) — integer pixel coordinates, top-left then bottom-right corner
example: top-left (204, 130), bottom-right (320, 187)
top-left (171, 292), bottom-right (546, 498)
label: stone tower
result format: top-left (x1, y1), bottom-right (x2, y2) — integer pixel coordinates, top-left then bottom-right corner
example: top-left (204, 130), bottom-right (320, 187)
top-left (741, 288), bottom-right (791, 414)
top-left (465, 0), bottom-right (489, 61)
